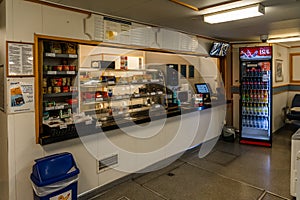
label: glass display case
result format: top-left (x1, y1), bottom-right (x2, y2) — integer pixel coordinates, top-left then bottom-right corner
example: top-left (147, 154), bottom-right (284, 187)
top-left (79, 68), bottom-right (168, 127)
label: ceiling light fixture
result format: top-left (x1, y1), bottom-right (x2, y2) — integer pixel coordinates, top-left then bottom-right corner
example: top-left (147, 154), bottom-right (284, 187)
top-left (267, 36), bottom-right (300, 43)
top-left (203, 3), bottom-right (265, 24)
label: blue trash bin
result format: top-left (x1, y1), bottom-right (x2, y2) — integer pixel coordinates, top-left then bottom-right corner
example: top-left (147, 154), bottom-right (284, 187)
top-left (30, 152), bottom-right (80, 200)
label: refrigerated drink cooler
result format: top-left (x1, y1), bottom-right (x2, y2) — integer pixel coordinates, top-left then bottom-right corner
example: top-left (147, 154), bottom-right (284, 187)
top-left (239, 46), bottom-right (272, 147)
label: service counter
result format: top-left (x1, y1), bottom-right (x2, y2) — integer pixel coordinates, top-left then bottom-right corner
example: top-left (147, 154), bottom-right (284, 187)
top-left (39, 100), bottom-right (226, 145)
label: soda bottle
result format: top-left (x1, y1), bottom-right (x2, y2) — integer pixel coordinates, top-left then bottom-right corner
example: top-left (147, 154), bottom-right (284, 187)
top-left (257, 79), bottom-right (261, 89)
top-left (245, 103), bottom-right (249, 114)
top-left (258, 103), bottom-right (262, 116)
top-left (242, 103), bottom-right (246, 115)
top-left (253, 78), bottom-right (257, 89)
top-left (254, 116), bottom-right (259, 128)
top-left (246, 68), bottom-right (250, 77)
top-left (263, 104), bottom-right (268, 116)
top-left (264, 118), bottom-right (269, 130)
top-left (264, 91), bottom-right (268, 102)
top-left (257, 116), bottom-right (262, 129)
top-left (257, 68), bottom-right (261, 77)
top-left (254, 90), bottom-right (258, 102)
top-left (250, 90), bottom-right (253, 101)
top-left (246, 116), bottom-right (250, 127)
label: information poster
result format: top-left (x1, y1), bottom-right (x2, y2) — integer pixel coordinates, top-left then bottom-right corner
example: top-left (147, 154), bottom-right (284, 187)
top-left (0, 65), bottom-right (4, 111)
top-left (7, 78), bottom-right (34, 113)
top-left (7, 42), bottom-right (34, 76)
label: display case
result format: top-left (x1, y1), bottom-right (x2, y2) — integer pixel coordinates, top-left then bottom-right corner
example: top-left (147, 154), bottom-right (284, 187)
top-left (38, 40), bottom-right (88, 144)
top-left (79, 68), bottom-right (168, 128)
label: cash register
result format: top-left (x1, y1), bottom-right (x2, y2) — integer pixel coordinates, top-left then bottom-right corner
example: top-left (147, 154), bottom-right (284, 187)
top-left (194, 83), bottom-right (212, 107)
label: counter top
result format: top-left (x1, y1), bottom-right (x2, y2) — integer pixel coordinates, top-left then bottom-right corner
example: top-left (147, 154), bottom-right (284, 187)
top-left (39, 100), bottom-right (227, 145)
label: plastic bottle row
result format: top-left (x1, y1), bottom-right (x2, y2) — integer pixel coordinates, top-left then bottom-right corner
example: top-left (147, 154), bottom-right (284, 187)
top-left (242, 78), bottom-right (269, 90)
top-left (242, 90), bottom-right (269, 103)
top-left (243, 67), bottom-right (270, 77)
top-left (242, 102), bottom-right (269, 116)
top-left (242, 116), bottom-right (269, 130)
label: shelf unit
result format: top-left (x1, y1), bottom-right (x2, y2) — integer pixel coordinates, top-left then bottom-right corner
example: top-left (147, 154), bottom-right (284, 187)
top-left (37, 39), bottom-right (81, 144)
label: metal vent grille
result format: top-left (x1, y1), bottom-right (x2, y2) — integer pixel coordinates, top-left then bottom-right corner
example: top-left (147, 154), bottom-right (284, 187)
top-left (98, 154), bottom-right (118, 171)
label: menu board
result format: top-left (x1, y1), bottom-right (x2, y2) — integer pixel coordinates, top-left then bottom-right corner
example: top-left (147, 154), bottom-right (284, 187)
top-left (7, 42), bottom-right (34, 76)
top-left (7, 78), bottom-right (34, 113)
top-left (103, 17), bottom-right (131, 44)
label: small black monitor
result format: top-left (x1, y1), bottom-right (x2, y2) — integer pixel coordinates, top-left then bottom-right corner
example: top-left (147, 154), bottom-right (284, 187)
top-left (195, 83), bottom-right (210, 94)
top-left (209, 42), bottom-right (230, 57)
top-left (195, 83), bottom-right (211, 103)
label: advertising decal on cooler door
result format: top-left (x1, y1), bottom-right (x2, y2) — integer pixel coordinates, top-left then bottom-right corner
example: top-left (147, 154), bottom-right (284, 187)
top-left (240, 46), bottom-right (272, 60)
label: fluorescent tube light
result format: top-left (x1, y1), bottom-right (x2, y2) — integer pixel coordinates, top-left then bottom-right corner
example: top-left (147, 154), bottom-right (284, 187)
top-left (203, 4), bottom-right (265, 24)
top-left (267, 36), bottom-right (300, 43)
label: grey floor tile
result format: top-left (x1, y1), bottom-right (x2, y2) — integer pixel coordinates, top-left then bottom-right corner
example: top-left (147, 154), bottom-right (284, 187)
top-left (262, 192), bottom-right (291, 200)
top-left (143, 163), bottom-right (263, 200)
top-left (204, 150), bottom-right (237, 166)
top-left (184, 129), bottom-right (294, 199)
top-left (133, 159), bottom-right (185, 185)
top-left (90, 181), bottom-right (165, 200)
top-left (86, 125), bottom-right (296, 200)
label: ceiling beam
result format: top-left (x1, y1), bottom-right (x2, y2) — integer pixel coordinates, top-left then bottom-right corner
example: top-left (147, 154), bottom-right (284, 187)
top-left (169, 0), bottom-right (199, 11)
top-left (198, 0), bottom-right (242, 11)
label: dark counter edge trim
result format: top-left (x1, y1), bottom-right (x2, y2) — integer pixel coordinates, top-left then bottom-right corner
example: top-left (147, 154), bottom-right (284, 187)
top-left (77, 136), bottom-right (219, 200)
top-left (39, 102), bottom-right (228, 145)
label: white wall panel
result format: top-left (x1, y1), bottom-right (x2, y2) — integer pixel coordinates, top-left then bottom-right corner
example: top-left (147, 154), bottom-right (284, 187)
top-left (0, 111), bottom-right (8, 200)
top-left (42, 6), bottom-right (89, 40)
top-left (11, 0), bottom-right (42, 42)
top-left (272, 92), bottom-right (288, 132)
top-left (5, 0), bottom-right (13, 41)
top-left (7, 114), bottom-right (16, 200)
top-left (12, 112), bottom-right (43, 200)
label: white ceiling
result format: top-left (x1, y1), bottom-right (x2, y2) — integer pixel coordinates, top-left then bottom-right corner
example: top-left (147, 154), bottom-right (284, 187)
top-left (44, 0), bottom-right (300, 46)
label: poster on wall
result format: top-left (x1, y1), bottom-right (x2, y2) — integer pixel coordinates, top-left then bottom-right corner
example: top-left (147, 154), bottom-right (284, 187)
top-left (7, 41), bottom-right (34, 76)
top-left (0, 65), bottom-right (4, 111)
top-left (7, 78), bottom-right (34, 113)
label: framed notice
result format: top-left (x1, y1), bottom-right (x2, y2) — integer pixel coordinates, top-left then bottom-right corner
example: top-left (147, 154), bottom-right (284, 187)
top-left (7, 41), bottom-right (34, 77)
top-left (7, 77), bottom-right (34, 113)
top-left (275, 59), bottom-right (283, 82)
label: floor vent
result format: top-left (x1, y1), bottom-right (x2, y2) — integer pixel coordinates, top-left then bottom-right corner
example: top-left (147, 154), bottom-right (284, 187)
top-left (97, 154), bottom-right (118, 172)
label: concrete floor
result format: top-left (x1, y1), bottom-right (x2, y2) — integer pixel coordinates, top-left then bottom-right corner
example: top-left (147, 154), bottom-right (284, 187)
top-left (88, 125), bottom-right (297, 200)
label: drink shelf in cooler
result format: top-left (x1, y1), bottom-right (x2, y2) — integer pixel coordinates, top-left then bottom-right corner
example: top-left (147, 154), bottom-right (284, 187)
top-left (242, 100), bottom-right (269, 104)
top-left (242, 113), bottom-right (269, 117)
top-left (242, 126), bottom-right (268, 131)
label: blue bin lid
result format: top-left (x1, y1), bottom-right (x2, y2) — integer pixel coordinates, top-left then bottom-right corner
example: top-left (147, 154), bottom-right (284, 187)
top-left (30, 152), bottom-right (80, 187)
